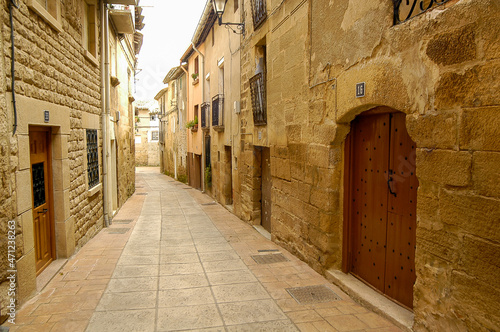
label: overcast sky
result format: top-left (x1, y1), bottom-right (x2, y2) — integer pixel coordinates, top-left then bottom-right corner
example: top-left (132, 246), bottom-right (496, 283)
top-left (135, 0), bottom-right (208, 102)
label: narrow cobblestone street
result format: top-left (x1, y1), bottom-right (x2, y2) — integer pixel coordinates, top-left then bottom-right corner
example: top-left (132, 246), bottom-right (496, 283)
top-left (5, 168), bottom-right (401, 332)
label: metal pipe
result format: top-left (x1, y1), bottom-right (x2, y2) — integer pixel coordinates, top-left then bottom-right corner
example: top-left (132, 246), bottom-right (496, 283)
top-left (101, 1), bottom-right (110, 227)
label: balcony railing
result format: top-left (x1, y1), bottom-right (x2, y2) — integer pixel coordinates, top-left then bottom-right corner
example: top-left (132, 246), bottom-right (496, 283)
top-left (393, 0), bottom-right (450, 24)
top-left (201, 102), bottom-right (210, 131)
top-left (251, 0), bottom-right (267, 29)
top-left (249, 73), bottom-right (266, 126)
top-left (212, 94), bottom-right (224, 130)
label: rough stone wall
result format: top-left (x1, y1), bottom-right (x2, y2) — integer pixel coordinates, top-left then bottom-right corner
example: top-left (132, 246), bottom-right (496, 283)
top-left (110, 33), bottom-right (136, 203)
top-left (0, 0), bottom-right (104, 307)
top-left (0, 0), bottom-right (16, 316)
top-left (236, 0), bottom-right (500, 330)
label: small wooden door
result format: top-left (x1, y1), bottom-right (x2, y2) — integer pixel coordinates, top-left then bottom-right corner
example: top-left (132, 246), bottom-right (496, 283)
top-left (261, 147), bottom-right (272, 233)
top-left (346, 110), bottom-right (417, 309)
top-left (30, 127), bottom-right (55, 275)
top-left (224, 146), bottom-right (233, 205)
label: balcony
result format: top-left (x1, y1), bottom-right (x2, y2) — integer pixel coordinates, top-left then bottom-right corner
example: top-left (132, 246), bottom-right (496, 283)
top-left (249, 73), bottom-right (266, 126)
top-left (251, 0), bottom-right (267, 29)
top-left (393, 0), bottom-right (450, 24)
top-left (212, 95), bottom-right (224, 132)
top-left (109, 5), bottom-right (135, 34)
top-left (201, 102), bottom-right (210, 131)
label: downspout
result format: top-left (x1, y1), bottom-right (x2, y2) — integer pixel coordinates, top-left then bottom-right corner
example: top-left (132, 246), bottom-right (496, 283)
top-left (101, 1), bottom-right (110, 227)
top-left (191, 42), bottom-right (205, 192)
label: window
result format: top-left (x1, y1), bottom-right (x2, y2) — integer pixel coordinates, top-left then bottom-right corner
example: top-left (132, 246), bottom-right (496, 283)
top-left (201, 102), bottom-right (210, 129)
top-left (250, 44), bottom-right (267, 125)
top-left (250, 0), bottom-right (267, 29)
top-left (212, 95), bottom-right (224, 127)
top-left (86, 129), bottom-right (99, 188)
top-left (194, 57), bottom-right (199, 76)
top-left (234, 0), bottom-right (239, 12)
top-left (83, 0), bottom-right (98, 61)
top-left (394, 0), bottom-right (450, 24)
top-left (212, 28), bottom-right (215, 46)
top-left (151, 131), bottom-right (159, 141)
top-left (28, 0), bottom-right (62, 32)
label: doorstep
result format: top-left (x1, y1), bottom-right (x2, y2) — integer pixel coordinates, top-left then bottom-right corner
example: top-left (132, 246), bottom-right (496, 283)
top-left (326, 269), bottom-right (414, 332)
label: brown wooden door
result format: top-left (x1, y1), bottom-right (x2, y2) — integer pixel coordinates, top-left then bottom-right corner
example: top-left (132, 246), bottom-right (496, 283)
top-left (30, 127), bottom-right (55, 275)
top-left (261, 147), bottom-right (271, 233)
top-left (224, 146), bottom-right (233, 205)
top-left (348, 111), bottom-right (417, 309)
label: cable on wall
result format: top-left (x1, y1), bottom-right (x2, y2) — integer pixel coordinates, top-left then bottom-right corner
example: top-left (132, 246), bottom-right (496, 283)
top-left (9, 0), bottom-right (19, 135)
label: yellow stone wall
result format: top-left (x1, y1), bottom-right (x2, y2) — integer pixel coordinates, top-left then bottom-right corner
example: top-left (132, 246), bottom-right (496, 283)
top-left (236, 0), bottom-right (500, 330)
top-left (109, 32), bottom-right (136, 204)
top-left (0, 0), bottom-right (137, 309)
top-left (202, 0), bottom-right (242, 206)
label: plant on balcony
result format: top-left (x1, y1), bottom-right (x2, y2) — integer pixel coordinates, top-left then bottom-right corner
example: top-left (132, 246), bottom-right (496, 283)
top-left (191, 73), bottom-right (199, 85)
top-left (185, 116), bottom-right (198, 130)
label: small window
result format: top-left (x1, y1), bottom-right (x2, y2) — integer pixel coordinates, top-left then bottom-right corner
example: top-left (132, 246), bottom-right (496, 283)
top-left (234, 0), bottom-right (239, 12)
top-left (86, 129), bottom-right (99, 188)
top-left (250, 0), bottom-right (267, 29)
top-left (28, 0), bottom-right (62, 32)
top-left (83, 0), bottom-right (98, 60)
top-left (151, 131), bottom-right (159, 141)
top-left (212, 28), bottom-right (215, 46)
top-left (194, 57), bottom-right (199, 75)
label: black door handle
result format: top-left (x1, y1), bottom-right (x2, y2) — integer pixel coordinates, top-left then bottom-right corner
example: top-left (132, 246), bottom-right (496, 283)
top-left (37, 209), bottom-right (48, 214)
top-left (387, 170), bottom-right (397, 197)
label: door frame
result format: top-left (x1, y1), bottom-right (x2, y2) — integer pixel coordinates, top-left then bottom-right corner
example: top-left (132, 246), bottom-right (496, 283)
top-left (29, 126), bottom-right (56, 275)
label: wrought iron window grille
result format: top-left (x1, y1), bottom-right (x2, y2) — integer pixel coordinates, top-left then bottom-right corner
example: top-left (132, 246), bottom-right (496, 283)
top-left (249, 72), bottom-right (267, 126)
top-left (212, 94), bottom-right (224, 129)
top-left (393, 0), bottom-right (450, 24)
top-left (86, 129), bottom-right (99, 188)
top-left (251, 0), bottom-right (267, 29)
top-left (201, 102), bottom-right (210, 130)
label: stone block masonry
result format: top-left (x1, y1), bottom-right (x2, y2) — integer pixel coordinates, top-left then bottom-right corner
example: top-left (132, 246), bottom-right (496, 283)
top-left (0, 0), bottom-right (109, 310)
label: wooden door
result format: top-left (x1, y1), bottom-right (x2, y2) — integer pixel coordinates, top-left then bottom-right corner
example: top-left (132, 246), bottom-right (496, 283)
top-left (224, 146), bottom-right (233, 205)
top-left (30, 127), bottom-right (55, 275)
top-left (261, 147), bottom-right (271, 233)
top-left (347, 111), bottom-right (417, 309)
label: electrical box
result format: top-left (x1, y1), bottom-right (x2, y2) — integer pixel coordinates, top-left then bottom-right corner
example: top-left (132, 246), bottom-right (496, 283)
top-left (234, 101), bottom-right (240, 114)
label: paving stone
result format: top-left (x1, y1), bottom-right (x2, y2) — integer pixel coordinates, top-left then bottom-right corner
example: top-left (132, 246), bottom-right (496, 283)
top-left (156, 305), bottom-right (223, 331)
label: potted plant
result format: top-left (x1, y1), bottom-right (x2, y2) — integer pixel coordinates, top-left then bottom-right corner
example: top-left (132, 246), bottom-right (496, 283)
top-left (185, 116), bottom-right (198, 131)
top-left (191, 73), bottom-right (199, 85)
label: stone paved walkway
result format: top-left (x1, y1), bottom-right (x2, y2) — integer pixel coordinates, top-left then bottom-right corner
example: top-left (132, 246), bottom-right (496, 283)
top-left (4, 167), bottom-right (401, 331)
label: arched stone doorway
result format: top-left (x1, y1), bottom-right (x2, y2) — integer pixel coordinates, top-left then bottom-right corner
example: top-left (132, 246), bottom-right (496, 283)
top-left (343, 107), bottom-right (417, 309)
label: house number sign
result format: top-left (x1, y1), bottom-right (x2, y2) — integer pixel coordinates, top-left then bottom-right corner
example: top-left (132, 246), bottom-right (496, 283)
top-left (44, 110), bottom-right (49, 123)
top-left (356, 83), bottom-right (366, 98)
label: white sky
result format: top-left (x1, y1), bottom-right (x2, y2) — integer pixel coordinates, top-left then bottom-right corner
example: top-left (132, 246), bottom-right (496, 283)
top-left (134, 0), bottom-right (208, 101)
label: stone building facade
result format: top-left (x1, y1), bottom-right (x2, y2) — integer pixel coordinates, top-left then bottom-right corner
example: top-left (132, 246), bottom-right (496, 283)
top-left (181, 45), bottom-right (204, 189)
top-left (134, 101), bottom-right (159, 166)
top-left (174, 0), bottom-right (499, 330)
top-left (156, 66), bottom-right (188, 181)
top-left (0, 0), bottom-right (142, 312)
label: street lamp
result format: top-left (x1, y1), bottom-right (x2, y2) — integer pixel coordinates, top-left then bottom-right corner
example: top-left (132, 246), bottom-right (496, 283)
top-left (212, 0), bottom-right (244, 35)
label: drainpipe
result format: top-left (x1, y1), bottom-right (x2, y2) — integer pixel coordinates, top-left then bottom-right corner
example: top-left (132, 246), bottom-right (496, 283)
top-left (101, 1), bottom-right (110, 227)
top-left (191, 42), bottom-right (205, 192)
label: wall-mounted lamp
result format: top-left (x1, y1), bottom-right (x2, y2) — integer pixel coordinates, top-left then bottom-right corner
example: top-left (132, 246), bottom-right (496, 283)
top-left (212, 0), bottom-right (244, 35)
